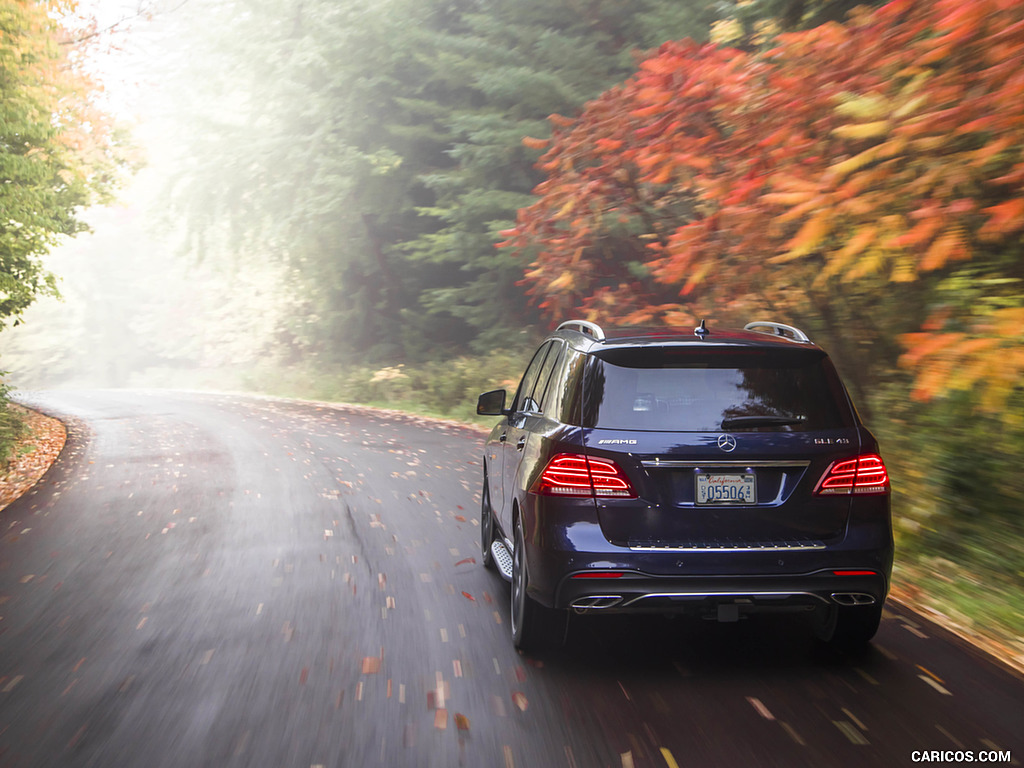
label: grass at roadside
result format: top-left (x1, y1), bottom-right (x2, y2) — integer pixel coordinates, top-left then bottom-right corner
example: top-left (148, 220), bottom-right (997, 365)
top-left (1, 397), bottom-right (27, 470)
top-left (237, 350), bottom-right (531, 428)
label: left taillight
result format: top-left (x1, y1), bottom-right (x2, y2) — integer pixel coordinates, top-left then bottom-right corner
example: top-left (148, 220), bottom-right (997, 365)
top-left (534, 453), bottom-right (637, 499)
top-left (815, 454), bottom-right (890, 496)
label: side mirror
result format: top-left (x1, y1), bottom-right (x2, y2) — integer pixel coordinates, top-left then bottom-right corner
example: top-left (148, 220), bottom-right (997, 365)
top-left (477, 389), bottom-right (508, 416)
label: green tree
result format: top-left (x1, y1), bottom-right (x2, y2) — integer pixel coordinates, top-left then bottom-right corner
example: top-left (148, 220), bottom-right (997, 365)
top-left (162, 0), bottom-right (722, 362)
top-left (400, 0), bottom-right (720, 353)
top-left (0, 0), bottom-right (119, 328)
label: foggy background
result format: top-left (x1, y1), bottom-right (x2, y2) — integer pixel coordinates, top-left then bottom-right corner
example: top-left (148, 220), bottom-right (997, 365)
top-left (4, 0), bottom-right (295, 392)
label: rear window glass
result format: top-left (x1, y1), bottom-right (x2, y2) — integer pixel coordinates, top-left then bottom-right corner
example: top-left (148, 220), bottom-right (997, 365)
top-left (582, 347), bottom-right (854, 432)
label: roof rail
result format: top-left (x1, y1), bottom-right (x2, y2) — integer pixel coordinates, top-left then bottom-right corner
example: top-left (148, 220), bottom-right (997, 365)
top-left (556, 320), bottom-right (606, 340)
top-left (744, 321), bottom-right (811, 343)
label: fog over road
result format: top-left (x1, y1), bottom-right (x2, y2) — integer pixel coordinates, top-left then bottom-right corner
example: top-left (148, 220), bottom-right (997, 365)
top-left (0, 390), bottom-right (1020, 767)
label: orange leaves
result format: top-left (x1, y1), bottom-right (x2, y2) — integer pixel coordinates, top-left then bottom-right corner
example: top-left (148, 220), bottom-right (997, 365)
top-left (521, 136), bottom-right (550, 150)
top-left (900, 307), bottom-right (1024, 411)
top-left (979, 198), bottom-right (1024, 239)
top-left (776, 212), bottom-right (831, 262)
top-left (919, 228), bottom-right (968, 271)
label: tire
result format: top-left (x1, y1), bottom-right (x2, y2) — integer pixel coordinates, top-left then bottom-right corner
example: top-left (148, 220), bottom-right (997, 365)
top-left (481, 474), bottom-right (496, 571)
top-left (510, 515), bottom-right (566, 652)
top-left (814, 602), bottom-right (883, 650)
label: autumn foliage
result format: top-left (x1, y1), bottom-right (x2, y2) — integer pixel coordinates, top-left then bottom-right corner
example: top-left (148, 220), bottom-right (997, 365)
top-left (504, 0), bottom-right (1024, 409)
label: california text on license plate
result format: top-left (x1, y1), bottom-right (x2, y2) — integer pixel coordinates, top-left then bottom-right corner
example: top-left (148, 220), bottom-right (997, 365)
top-left (696, 473), bottom-right (756, 504)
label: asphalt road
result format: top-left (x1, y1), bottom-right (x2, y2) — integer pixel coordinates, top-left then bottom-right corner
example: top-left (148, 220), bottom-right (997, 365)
top-left (0, 390), bottom-right (1020, 768)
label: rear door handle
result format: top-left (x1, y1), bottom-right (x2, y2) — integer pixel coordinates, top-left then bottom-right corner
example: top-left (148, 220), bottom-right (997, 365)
top-left (499, 432), bottom-right (508, 443)
top-left (516, 437), bottom-right (526, 451)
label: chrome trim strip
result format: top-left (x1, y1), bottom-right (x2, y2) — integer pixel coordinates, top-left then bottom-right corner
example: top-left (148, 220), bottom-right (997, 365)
top-left (621, 591), bottom-right (829, 607)
top-left (642, 460), bottom-right (811, 468)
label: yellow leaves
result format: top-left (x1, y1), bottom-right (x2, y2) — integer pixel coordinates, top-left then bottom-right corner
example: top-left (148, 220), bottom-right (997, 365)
top-left (833, 93), bottom-right (890, 121)
top-left (682, 259), bottom-right (714, 294)
top-left (890, 255), bottom-right (917, 283)
top-left (838, 225), bottom-right (879, 260)
top-left (891, 93), bottom-right (929, 120)
top-left (548, 271), bottom-right (575, 291)
top-left (826, 146), bottom-right (881, 181)
top-left (554, 196), bottom-right (576, 219)
top-left (832, 121), bottom-right (890, 140)
top-left (773, 211), bottom-right (831, 262)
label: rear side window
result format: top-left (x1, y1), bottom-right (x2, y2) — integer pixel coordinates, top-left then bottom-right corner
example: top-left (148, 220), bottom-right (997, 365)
top-left (582, 347), bottom-right (854, 432)
top-left (513, 341), bottom-right (554, 413)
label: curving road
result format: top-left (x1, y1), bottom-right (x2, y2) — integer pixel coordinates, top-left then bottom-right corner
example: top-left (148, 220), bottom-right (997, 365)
top-left (0, 390), bottom-right (1020, 768)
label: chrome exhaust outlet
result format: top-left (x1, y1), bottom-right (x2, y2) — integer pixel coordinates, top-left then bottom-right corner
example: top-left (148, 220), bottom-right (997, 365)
top-left (491, 540), bottom-right (513, 582)
top-left (831, 592), bottom-right (876, 606)
top-left (571, 596), bottom-right (623, 613)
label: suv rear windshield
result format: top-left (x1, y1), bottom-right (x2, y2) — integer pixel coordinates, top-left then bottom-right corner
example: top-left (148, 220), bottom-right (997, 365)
top-left (581, 346), bottom-right (854, 432)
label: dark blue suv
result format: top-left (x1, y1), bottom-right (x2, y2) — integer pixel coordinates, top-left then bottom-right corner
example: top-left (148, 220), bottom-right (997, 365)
top-left (477, 320), bottom-right (893, 652)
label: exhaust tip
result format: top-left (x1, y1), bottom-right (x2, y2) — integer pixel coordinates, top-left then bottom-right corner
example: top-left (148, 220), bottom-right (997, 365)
top-left (571, 596), bottom-right (623, 612)
top-left (831, 592), bottom-right (876, 606)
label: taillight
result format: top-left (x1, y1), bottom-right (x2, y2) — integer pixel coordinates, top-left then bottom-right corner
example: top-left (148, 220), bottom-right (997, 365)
top-left (815, 454), bottom-right (890, 495)
top-left (534, 453), bottom-right (637, 498)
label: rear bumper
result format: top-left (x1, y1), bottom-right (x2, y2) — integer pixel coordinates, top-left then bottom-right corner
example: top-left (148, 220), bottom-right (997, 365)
top-left (519, 490), bottom-right (893, 614)
top-left (554, 569), bottom-right (888, 615)
top-left (523, 517), bottom-right (893, 613)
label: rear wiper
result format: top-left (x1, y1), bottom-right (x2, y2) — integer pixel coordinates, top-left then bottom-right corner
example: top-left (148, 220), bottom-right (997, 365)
top-left (721, 415), bottom-right (804, 429)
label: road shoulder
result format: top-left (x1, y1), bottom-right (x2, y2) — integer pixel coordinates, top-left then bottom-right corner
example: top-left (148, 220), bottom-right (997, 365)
top-left (0, 404), bottom-right (66, 513)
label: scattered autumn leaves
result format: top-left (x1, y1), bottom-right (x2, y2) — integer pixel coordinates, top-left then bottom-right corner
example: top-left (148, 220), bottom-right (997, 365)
top-left (0, 405), bottom-right (66, 513)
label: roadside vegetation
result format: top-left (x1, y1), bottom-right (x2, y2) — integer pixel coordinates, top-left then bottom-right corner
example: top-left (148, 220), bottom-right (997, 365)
top-left (0, 381), bottom-right (26, 469)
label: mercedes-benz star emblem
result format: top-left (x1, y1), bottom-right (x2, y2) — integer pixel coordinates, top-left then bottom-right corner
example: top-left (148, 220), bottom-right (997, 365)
top-left (717, 434), bottom-right (737, 452)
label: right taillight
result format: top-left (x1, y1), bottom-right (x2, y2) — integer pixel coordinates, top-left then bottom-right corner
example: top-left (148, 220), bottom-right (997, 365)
top-left (534, 453), bottom-right (637, 498)
top-left (815, 454), bottom-right (890, 495)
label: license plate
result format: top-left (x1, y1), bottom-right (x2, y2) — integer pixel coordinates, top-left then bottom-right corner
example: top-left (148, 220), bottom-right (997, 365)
top-left (696, 474), bottom-right (756, 505)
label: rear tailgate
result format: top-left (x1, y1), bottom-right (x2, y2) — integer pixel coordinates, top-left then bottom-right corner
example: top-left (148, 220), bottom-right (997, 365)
top-left (580, 342), bottom-right (863, 550)
top-left (584, 429), bottom-right (859, 549)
